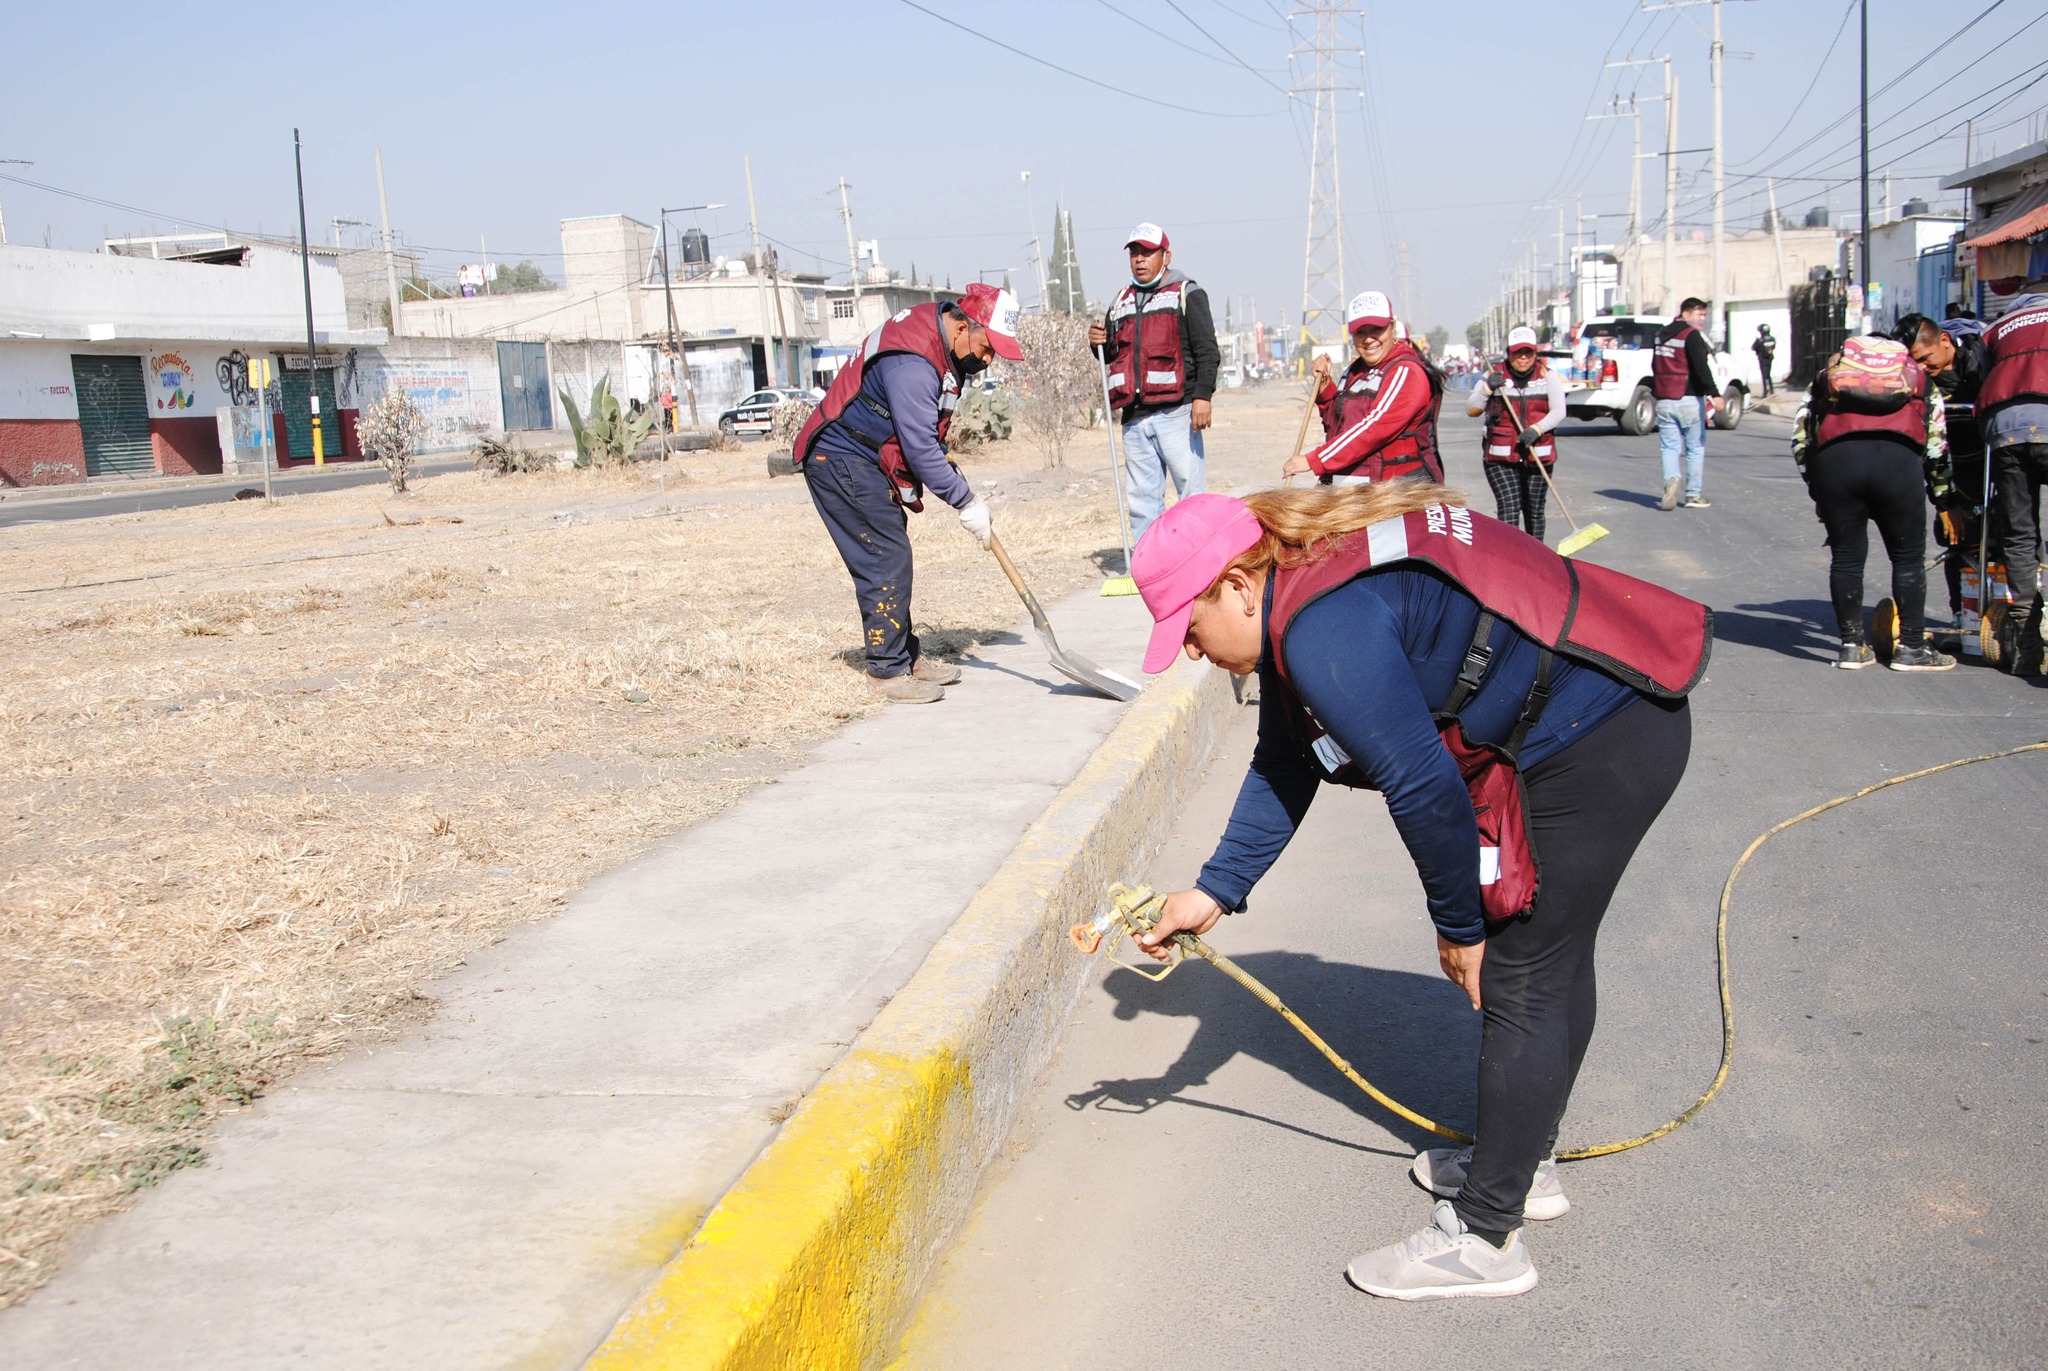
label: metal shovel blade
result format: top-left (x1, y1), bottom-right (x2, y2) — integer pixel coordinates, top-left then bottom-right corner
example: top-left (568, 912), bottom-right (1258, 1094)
top-left (986, 532), bottom-right (1143, 702)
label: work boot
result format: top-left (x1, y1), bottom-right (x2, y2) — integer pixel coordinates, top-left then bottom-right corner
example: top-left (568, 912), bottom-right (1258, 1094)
top-left (868, 672), bottom-right (945, 704)
top-left (910, 655), bottom-right (962, 686)
top-left (1412, 1148), bottom-right (1569, 1221)
top-left (1659, 477), bottom-right (1682, 511)
top-left (1345, 1201), bottom-right (1537, 1301)
top-left (1836, 640), bottom-right (1876, 670)
top-left (1888, 640), bottom-right (1956, 672)
top-left (2011, 601), bottom-right (2047, 677)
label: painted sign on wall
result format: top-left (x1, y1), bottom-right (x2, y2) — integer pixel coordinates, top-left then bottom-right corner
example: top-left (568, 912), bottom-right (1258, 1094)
top-left (151, 351), bottom-right (198, 410)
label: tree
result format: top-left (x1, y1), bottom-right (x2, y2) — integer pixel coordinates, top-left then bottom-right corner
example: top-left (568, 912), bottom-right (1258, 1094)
top-left (1046, 207), bottom-right (1088, 316)
top-left (1008, 313), bottom-right (1095, 468)
top-left (493, 260), bottom-right (555, 293)
top-left (1425, 325), bottom-right (1449, 355)
top-left (358, 386), bottom-right (426, 493)
top-left (1466, 319), bottom-right (1486, 350)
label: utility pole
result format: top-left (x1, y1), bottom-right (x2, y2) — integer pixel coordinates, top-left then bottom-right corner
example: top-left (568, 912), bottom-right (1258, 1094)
top-left (1767, 178), bottom-right (1788, 293)
top-left (292, 128), bottom-right (324, 467)
top-left (1022, 171), bottom-right (1049, 312)
top-left (480, 234), bottom-right (490, 295)
top-left (1859, 0), bottom-right (1870, 305)
top-left (745, 155), bottom-right (777, 388)
top-left (1665, 62), bottom-right (1679, 316)
top-left (659, 202), bottom-right (723, 427)
top-left (1293, 0), bottom-right (1354, 364)
top-left (837, 177), bottom-right (863, 320)
top-left (376, 150), bottom-right (403, 339)
top-left (1711, 0), bottom-right (1724, 343)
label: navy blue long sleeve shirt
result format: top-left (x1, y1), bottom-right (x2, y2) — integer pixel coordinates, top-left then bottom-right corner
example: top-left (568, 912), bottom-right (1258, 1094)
top-left (811, 353), bottom-right (973, 508)
top-left (1193, 568), bottom-right (1642, 944)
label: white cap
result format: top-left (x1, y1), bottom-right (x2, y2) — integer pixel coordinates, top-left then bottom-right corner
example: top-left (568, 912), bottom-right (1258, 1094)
top-left (1346, 290), bottom-right (1394, 331)
top-left (1506, 326), bottom-right (1540, 351)
top-left (1125, 222), bottom-right (1170, 250)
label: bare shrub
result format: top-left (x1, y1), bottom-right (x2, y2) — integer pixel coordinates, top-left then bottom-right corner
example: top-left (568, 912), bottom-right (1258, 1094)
top-left (357, 387), bottom-right (427, 493)
top-left (1009, 313), bottom-right (1095, 468)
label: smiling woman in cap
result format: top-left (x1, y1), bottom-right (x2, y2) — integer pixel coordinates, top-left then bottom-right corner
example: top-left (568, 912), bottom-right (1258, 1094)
top-left (1296, 289), bottom-right (1446, 487)
top-left (790, 283), bottom-right (1022, 703)
top-left (1126, 480), bottom-right (1709, 1299)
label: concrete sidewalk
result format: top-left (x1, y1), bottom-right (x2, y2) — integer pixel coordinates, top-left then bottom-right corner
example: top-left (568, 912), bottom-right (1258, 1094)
top-left (0, 579), bottom-right (1158, 1370)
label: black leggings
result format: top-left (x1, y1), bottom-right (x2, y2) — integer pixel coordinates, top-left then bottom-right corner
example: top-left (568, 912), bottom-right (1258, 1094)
top-left (1456, 695), bottom-right (1692, 1233)
top-left (1807, 438), bottom-right (1929, 648)
top-left (1483, 461), bottom-right (1548, 542)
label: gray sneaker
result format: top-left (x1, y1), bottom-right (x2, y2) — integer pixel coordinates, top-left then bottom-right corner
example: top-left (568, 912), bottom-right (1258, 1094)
top-left (1659, 477), bottom-right (1682, 511)
top-left (868, 672), bottom-right (945, 703)
top-left (1412, 1147), bottom-right (1570, 1221)
top-left (1345, 1200), bottom-right (1538, 1300)
top-left (1888, 641), bottom-right (1956, 672)
top-left (1836, 641), bottom-right (1877, 670)
top-left (1683, 493), bottom-right (1712, 508)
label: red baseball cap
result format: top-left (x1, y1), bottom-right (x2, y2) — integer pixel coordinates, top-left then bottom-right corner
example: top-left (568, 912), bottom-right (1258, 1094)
top-left (1125, 222), bottom-right (1170, 251)
top-left (958, 282), bottom-right (1024, 361)
top-left (1132, 493), bottom-right (1264, 673)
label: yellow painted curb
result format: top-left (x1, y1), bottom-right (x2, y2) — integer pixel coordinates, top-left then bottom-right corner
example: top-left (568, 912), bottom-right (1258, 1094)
top-left (581, 655), bottom-right (1235, 1371)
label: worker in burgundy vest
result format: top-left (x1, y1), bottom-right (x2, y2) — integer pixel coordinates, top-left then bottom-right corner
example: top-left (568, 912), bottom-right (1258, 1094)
top-left (1288, 290), bottom-right (1445, 487)
top-left (1791, 339), bottom-right (1954, 671)
top-left (1465, 326), bottom-right (1566, 541)
top-left (792, 284), bottom-right (1022, 703)
top-left (1123, 484), bottom-right (1705, 1301)
top-left (1895, 312), bottom-right (1990, 628)
top-left (1979, 287), bottom-right (2048, 674)
top-left (1651, 297), bottom-right (1720, 510)
top-left (1088, 223), bottom-right (1220, 543)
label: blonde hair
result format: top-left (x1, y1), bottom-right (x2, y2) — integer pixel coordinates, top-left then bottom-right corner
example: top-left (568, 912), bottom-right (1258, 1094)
top-left (1203, 480), bottom-right (1467, 596)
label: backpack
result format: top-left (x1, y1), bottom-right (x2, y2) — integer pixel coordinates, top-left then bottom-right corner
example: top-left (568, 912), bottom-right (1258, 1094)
top-left (1825, 336), bottom-right (1924, 415)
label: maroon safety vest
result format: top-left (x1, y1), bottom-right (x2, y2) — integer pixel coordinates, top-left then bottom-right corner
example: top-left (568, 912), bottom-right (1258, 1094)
top-left (1103, 276), bottom-right (1196, 412)
top-left (1980, 302), bottom-right (2048, 418)
top-left (1652, 321), bottom-right (1697, 401)
top-left (1813, 369), bottom-right (1930, 454)
top-left (1263, 505), bottom-right (1711, 920)
top-left (1323, 343), bottom-right (1446, 483)
top-left (1482, 365), bottom-right (1556, 466)
top-left (793, 303), bottom-right (959, 510)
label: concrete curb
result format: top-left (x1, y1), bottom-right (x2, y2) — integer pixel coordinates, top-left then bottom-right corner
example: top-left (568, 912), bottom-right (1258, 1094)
top-left (579, 655), bottom-right (1237, 1371)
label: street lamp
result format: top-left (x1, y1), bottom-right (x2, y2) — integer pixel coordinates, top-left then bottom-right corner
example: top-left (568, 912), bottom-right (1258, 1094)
top-left (659, 202), bottom-right (726, 428)
top-left (977, 266), bottom-right (1020, 286)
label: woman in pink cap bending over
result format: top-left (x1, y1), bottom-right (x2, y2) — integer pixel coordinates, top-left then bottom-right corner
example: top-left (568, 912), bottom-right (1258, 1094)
top-left (1125, 480), bottom-right (1708, 1300)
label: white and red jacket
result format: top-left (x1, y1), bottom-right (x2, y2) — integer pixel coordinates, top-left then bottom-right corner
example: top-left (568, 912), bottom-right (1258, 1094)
top-left (1308, 340), bottom-right (1444, 482)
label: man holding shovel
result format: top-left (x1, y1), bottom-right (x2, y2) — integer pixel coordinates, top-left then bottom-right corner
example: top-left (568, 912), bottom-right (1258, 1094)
top-left (792, 283), bottom-right (1022, 703)
top-left (1089, 223), bottom-right (1220, 543)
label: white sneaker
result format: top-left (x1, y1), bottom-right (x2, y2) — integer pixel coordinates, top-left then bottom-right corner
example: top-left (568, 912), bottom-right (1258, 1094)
top-left (1345, 1200), bottom-right (1538, 1300)
top-left (1412, 1147), bottom-right (1570, 1221)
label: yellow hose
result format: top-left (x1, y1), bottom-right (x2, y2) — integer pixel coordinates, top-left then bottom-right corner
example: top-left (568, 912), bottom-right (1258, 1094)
top-left (1128, 740), bottom-right (2048, 1161)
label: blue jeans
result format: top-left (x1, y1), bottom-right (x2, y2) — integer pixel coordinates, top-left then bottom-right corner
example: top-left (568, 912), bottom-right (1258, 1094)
top-left (1655, 396), bottom-right (1707, 497)
top-left (1122, 402), bottom-right (1206, 545)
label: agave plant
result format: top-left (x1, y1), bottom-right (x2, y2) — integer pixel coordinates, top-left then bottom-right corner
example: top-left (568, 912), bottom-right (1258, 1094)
top-left (558, 374), bottom-right (656, 468)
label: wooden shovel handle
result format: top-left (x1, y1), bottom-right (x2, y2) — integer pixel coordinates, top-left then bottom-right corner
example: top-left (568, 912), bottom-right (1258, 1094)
top-left (1284, 371), bottom-right (1321, 486)
top-left (985, 531), bottom-right (1051, 631)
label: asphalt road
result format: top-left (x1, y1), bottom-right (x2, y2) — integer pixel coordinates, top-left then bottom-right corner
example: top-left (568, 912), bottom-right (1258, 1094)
top-left (896, 404), bottom-right (2048, 1369)
top-left (0, 456), bottom-right (475, 527)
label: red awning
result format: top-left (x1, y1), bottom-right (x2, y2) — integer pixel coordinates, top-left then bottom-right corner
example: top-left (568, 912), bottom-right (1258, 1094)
top-left (1964, 182), bottom-right (2048, 248)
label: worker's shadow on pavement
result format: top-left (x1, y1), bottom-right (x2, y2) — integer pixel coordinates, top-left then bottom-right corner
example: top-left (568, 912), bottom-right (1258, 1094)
top-left (1709, 599), bottom-right (1843, 663)
top-left (1593, 487), bottom-right (1669, 511)
top-left (1064, 952), bottom-right (1479, 1160)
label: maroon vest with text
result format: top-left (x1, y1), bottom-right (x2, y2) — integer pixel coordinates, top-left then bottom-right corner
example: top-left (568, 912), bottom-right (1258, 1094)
top-left (1104, 276), bottom-right (1195, 412)
top-left (1980, 302), bottom-right (2048, 418)
top-left (1652, 321), bottom-right (1697, 401)
top-left (793, 303), bottom-right (957, 509)
top-left (1482, 365), bottom-right (1556, 465)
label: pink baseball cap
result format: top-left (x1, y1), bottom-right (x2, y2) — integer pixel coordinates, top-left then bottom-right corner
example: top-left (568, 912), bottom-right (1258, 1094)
top-left (1132, 493), bottom-right (1264, 673)
top-left (958, 282), bottom-right (1025, 360)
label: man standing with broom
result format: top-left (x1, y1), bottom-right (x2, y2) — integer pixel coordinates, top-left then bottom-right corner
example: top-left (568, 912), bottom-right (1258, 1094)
top-left (1088, 223), bottom-right (1220, 543)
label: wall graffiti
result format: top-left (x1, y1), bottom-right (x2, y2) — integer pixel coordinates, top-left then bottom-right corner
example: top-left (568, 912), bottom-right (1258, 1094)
top-left (371, 361), bottom-right (483, 451)
top-left (338, 348), bottom-right (361, 407)
top-left (151, 352), bottom-right (198, 411)
top-left (218, 350), bottom-right (255, 407)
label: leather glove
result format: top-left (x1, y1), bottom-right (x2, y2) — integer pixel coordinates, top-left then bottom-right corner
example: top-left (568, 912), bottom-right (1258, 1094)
top-left (1518, 426), bottom-right (1543, 449)
top-left (958, 498), bottom-right (992, 545)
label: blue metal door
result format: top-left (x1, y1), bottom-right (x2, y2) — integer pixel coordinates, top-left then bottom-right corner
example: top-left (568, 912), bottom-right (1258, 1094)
top-left (1918, 245), bottom-right (1955, 320)
top-left (498, 342), bottom-right (553, 431)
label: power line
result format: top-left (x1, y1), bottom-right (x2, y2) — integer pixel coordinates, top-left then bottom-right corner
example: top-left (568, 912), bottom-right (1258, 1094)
top-left (1092, 0), bottom-right (1282, 75)
top-left (1162, 0), bottom-right (1290, 92)
top-left (892, 0), bottom-right (1285, 119)
top-left (1740, 0), bottom-right (1857, 169)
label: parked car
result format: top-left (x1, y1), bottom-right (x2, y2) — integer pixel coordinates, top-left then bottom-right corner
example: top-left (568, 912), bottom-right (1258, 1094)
top-left (1562, 316), bottom-right (1758, 433)
top-left (717, 387), bottom-right (819, 438)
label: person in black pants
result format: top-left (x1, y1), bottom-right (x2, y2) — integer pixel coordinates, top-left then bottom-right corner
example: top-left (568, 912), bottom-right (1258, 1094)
top-left (1122, 483), bottom-right (1708, 1300)
top-left (1752, 324), bottom-right (1777, 397)
top-left (1895, 313), bottom-right (1989, 628)
top-left (1793, 342), bottom-right (1955, 670)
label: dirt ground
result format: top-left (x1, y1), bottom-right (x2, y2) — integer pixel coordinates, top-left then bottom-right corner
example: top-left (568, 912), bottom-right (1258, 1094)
top-left (0, 384), bottom-right (1308, 1301)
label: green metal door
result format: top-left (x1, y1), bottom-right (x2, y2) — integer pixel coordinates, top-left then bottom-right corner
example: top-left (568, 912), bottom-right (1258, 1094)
top-left (278, 365), bottom-right (341, 462)
top-left (70, 355), bottom-right (154, 476)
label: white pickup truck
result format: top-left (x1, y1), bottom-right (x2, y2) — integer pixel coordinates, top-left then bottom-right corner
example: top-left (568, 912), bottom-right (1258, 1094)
top-left (1555, 316), bottom-right (1761, 434)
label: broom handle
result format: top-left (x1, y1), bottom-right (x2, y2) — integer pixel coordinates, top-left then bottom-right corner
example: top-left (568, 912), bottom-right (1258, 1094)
top-left (1097, 353), bottom-right (1136, 567)
top-left (1284, 368), bottom-right (1321, 486)
top-left (1500, 380), bottom-right (1581, 533)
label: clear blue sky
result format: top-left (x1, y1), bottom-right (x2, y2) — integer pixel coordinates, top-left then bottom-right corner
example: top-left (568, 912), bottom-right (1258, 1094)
top-left (4, 1), bottom-right (2042, 333)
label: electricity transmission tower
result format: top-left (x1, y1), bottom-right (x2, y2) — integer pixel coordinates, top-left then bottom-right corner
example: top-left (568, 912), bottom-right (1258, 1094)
top-left (1292, 1), bottom-right (1354, 361)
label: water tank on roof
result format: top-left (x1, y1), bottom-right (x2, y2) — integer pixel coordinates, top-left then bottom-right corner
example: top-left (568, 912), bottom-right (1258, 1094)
top-left (680, 227), bottom-right (710, 265)
top-left (1903, 197), bottom-right (1930, 218)
top-left (1804, 206), bottom-right (1830, 228)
